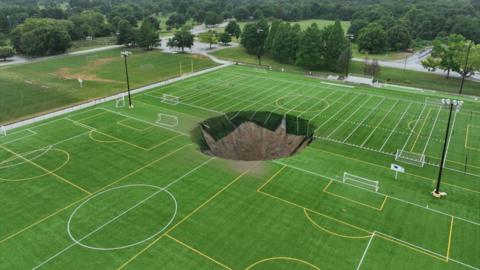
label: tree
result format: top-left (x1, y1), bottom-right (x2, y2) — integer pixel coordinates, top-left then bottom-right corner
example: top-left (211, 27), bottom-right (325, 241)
top-left (233, 7), bottom-right (249, 21)
top-left (219, 32), bottom-right (231, 45)
top-left (387, 23), bottom-right (411, 51)
top-left (423, 34), bottom-right (466, 78)
top-left (225, 20), bottom-right (241, 39)
top-left (166, 14), bottom-right (186, 29)
top-left (357, 23), bottom-right (388, 54)
top-left (117, 19), bottom-right (138, 46)
top-left (323, 20), bottom-right (347, 71)
top-left (296, 23), bottom-right (324, 69)
top-left (70, 10), bottom-right (111, 39)
top-left (347, 19), bottom-right (368, 39)
top-left (0, 46), bottom-right (14, 61)
top-left (11, 18), bottom-right (72, 56)
top-left (240, 18), bottom-right (269, 65)
top-left (456, 43), bottom-right (480, 79)
top-left (143, 16), bottom-right (160, 30)
top-left (265, 20), bottom-right (281, 54)
top-left (364, 59), bottom-right (381, 77)
top-left (168, 26), bottom-right (194, 52)
top-left (137, 18), bottom-right (160, 49)
top-left (421, 56), bottom-right (441, 72)
top-left (199, 30), bottom-right (218, 49)
top-left (204, 11), bottom-right (223, 26)
top-left (270, 22), bottom-right (301, 64)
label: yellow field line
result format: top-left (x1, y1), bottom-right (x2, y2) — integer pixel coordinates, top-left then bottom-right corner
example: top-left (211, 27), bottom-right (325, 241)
top-left (322, 180), bottom-right (386, 211)
top-left (447, 216), bottom-right (454, 261)
top-left (258, 189), bottom-right (449, 263)
top-left (0, 196), bottom-right (87, 244)
top-left (303, 209), bottom-right (372, 239)
top-left (0, 144), bottom-right (189, 245)
top-left (257, 165), bottom-right (287, 191)
top-left (89, 130), bottom-right (118, 143)
top-left (375, 233), bottom-right (447, 262)
top-left (146, 134), bottom-right (183, 151)
top-left (308, 146), bottom-right (480, 194)
top-left (379, 196), bottom-right (388, 211)
top-left (165, 234), bottom-right (232, 269)
top-left (245, 257), bottom-right (321, 270)
top-left (410, 109), bottom-right (431, 152)
top-left (0, 145), bottom-right (91, 195)
top-left (116, 170), bottom-right (250, 270)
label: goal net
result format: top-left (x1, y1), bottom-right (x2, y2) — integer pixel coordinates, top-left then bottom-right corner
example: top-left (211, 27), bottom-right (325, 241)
top-left (161, 94), bottom-right (180, 105)
top-left (343, 172), bottom-right (379, 192)
top-left (0, 126), bottom-right (6, 136)
top-left (115, 96), bottom-right (125, 108)
top-left (156, 113), bottom-right (179, 127)
top-left (395, 149), bottom-right (426, 167)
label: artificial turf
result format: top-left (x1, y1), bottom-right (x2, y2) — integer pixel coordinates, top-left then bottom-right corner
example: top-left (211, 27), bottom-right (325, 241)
top-left (0, 65), bottom-right (479, 269)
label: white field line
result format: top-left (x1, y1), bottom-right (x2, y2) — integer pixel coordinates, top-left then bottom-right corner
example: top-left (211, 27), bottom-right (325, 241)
top-left (421, 107), bottom-right (442, 156)
top-left (273, 160), bottom-right (480, 228)
top-left (32, 157), bottom-right (215, 270)
top-left (401, 104), bottom-right (428, 152)
top-left (169, 73), bottom-right (245, 97)
top-left (361, 100), bottom-right (399, 147)
top-left (0, 129), bottom-right (37, 146)
top-left (379, 103), bottom-right (413, 152)
top-left (313, 94), bottom-right (361, 132)
top-left (190, 80), bottom-right (257, 107)
top-left (356, 232), bottom-right (375, 270)
top-left (321, 81), bottom-right (355, 88)
top-left (307, 92), bottom-right (350, 123)
top-left (210, 78), bottom-right (279, 111)
top-left (326, 96), bottom-right (373, 138)
top-left (227, 82), bottom-right (300, 121)
top-left (343, 97), bottom-right (386, 143)
top-left (297, 91), bottom-right (340, 118)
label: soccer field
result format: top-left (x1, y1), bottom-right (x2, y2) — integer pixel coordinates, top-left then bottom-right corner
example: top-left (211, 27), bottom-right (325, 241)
top-left (1, 65), bottom-right (479, 269)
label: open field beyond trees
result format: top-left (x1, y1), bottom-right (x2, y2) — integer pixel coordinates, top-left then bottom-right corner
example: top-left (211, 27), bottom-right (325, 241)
top-left (0, 49), bottom-right (217, 125)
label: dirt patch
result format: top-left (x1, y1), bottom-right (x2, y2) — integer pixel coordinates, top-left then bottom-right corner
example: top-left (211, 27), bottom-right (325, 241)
top-left (192, 111), bottom-right (315, 161)
top-left (55, 57), bottom-right (122, 83)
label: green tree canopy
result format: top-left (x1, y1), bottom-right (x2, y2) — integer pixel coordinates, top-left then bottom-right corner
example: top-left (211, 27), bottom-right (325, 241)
top-left (387, 23), bottom-right (411, 51)
top-left (357, 23), bottom-right (388, 54)
top-left (240, 18), bottom-right (269, 64)
top-left (296, 23), bottom-right (324, 69)
top-left (168, 26), bottom-right (194, 52)
top-left (204, 11), bottom-right (223, 26)
top-left (225, 20), bottom-right (241, 39)
top-left (323, 20), bottom-right (347, 71)
top-left (137, 17), bottom-right (160, 50)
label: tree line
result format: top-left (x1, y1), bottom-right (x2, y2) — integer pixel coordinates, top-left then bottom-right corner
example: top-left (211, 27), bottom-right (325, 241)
top-left (240, 18), bottom-right (350, 73)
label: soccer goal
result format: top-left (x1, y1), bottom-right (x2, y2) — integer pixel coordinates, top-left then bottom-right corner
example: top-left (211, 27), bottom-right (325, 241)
top-left (343, 172), bottom-right (379, 192)
top-left (0, 126), bottom-right (6, 136)
top-left (155, 113), bottom-right (179, 127)
top-left (115, 96), bottom-right (126, 108)
top-left (395, 149), bottom-right (426, 167)
top-left (161, 94), bottom-right (180, 105)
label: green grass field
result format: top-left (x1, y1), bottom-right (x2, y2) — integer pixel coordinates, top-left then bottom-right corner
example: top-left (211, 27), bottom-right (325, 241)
top-left (0, 49), bottom-right (217, 125)
top-left (1, 65), bottom-right (479, 269)
top-left (211, 47), bottom-right (480, 96)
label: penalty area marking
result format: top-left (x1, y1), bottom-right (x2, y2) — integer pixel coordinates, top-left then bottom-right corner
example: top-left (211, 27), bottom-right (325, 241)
top-left (0, 148), bottom-right (70, 182)
top-left (67, 184), bottom-right (177, 251)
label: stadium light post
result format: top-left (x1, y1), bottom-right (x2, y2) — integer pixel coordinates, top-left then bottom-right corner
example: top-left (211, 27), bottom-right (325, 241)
top-left (345, 34), bottom-right (354, 78)
top-left (256, 28), bottom-right (264, 66)
top-left (121, 51), bottom-right (133, 108)
top-left (433, 99), bottom-right (463, 198)
top-left (459, 41), bottom-right (473, 95)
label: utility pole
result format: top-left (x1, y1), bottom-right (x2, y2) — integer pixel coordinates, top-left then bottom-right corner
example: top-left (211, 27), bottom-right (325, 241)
top-left (121, 51), bottom-right (133, 108)
top-left (459, 41), bottom-right (473, 95)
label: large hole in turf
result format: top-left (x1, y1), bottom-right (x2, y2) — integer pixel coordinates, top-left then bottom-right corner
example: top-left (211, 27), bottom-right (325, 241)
top-left (191, 111), bottom-right (316, 161)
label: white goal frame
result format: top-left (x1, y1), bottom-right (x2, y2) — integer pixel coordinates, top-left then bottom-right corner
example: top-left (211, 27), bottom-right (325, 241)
top-left (343, 172), bottom-right (379, 192)
top-left (155, 113), bottom-right (179, 127)
top-left (254, 68), bottom-right (267, 73)
top-left (115, 96), bottom-right (126, 108)
top-left (0, 126), bottom-right (6, 136)
top-left (161, 94), bottom-right (180, 105)
top-left (395, 149), bottom-right (426, 167)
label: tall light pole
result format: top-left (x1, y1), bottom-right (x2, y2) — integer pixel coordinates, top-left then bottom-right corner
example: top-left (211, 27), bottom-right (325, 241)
top-left (121, 51), bottom-right (133, 108)
top-left (256, 28), bottom-right (264, 66)
top-left (345, 34), bottom-right (354, 78)
top-left (459, 41), bottom-right (473, 95)
top-left (432, 99), bottom-right (463, 198)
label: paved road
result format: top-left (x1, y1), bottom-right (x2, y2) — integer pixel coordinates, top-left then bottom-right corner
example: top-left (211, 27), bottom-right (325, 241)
top-left (353, 48), bottom-right (480, 81)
